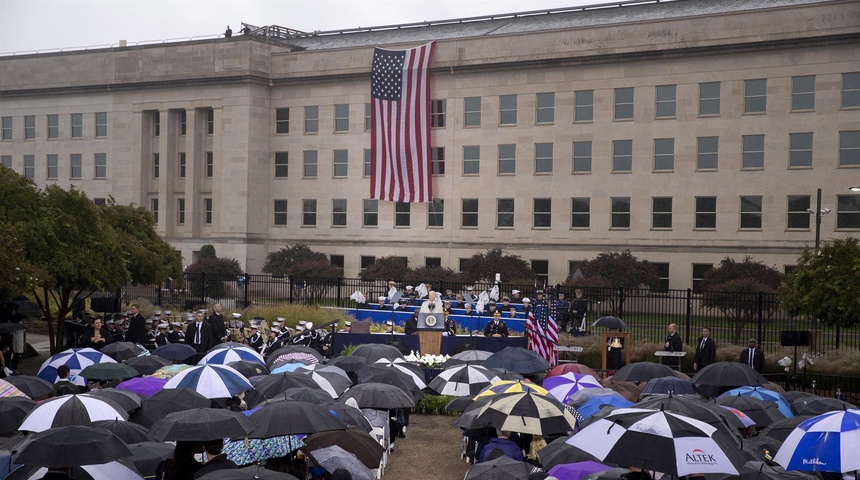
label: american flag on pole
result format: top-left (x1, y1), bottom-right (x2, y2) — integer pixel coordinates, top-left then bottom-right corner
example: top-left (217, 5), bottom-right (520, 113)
top-left (527, 301), bottom-right (559, 367)
top-left (370, 42), bottom-right (435, 203)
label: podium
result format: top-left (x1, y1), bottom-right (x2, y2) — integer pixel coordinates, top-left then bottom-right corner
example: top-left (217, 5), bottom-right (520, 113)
top-left (655, 351), bottom-right (686, 370)
top-left (418, 331), bottom-right (442, 355)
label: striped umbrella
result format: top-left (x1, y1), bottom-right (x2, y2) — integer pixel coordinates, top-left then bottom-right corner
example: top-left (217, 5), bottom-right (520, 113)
top-left (470, 391), bottom-right (578, 436)
top-left (18, 394), bottom-right (127, 432)
top-left (296, 365), bottom-right (352, 398)
top-left (163, 364), bottom-right (252, 399)
top-left (371, 359), bottom-right (427, 389)
top-left (542, 372), bottom-right (602, 404)
top-left (774, 409), bottom-right (860, 473)
top-left (428, 365), bottom-right (500, 397)
top-left (0, 379), bottom-right (28, 398)
top-left (199, 345), bottom-right (265, 366)
top-left (37, 348), bottom-right (116, 386)
top-left (474, 380), bottom-right (548, 400)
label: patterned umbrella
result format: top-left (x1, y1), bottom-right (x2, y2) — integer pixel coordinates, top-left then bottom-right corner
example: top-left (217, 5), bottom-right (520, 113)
top-left (225, 435), bottom-right (303, 466)
top-left (163, 364), bottom-right (252, 399)
top-left (116, 377), bottom-right (168, 398)
top-left (470, 391), bottom-right (578, 435)
top-left (150, 364), bottom-right (193, 379)
top-left (37, 348), bottom-right (117, 386)
top-left (429, 364), bottom-right (500, 397)
top-left (266, 346), bottom-right (323, 369)
top-left (543, 373), bottom-right (602, 404)
top-left (774, 409), bottom-right (860, 473)
top-left (720, 386), bottom-right (794, 418)
top-left (474, 380), bottom-right (548, 400)
top-left (132, 388), bottom-right (210, 427)
top-left (0, 379), bottom-right (28, 398)
top-left (18, 394), bottom-right (127, 432)
top-left (199, 345), bottom-right (265, 366)
top-left (4, 376), bottom-right (53, 400)
top-left (125, 355), bottom-right (172, 376)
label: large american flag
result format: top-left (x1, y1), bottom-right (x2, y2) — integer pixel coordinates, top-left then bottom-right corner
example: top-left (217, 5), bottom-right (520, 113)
top-left (370, 42), bottom-right (435, 203)
top-left (527, 301), bottom-right (559, 367)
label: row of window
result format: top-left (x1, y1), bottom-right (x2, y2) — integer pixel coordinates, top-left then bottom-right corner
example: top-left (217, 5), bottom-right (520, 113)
top-left (151, 152), bottom-right (215, 179)
top-left (149, 109), bottom-right (215, 137)
top-left (1, 153), bottom-right (106, 179)
top-left (1, 113), bottom-right (108, 141)
top-left (269, 73), bottom-right (860, 135)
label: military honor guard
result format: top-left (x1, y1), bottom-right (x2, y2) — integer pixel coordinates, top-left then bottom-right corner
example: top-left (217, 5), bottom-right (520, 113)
top-left (168, 322), bottom-right (185, 344)
top-left (247, 321), bottom-right (264, 354)
top-left (155, 323), bottom-right (170, 346)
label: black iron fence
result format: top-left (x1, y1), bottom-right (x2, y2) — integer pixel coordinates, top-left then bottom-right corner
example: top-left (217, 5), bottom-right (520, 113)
top-left (119, 273), bottom-right (860, 353)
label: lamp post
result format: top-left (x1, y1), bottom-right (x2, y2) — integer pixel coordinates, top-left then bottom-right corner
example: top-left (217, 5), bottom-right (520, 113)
top-left (808, 188), bottom-right (831, 253)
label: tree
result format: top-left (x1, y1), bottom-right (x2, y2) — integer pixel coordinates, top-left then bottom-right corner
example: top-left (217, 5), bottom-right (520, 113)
top-left (404, 266), bottom-right (466, 285)
top-left (0, 220), bottom-right (41, 302)
top-left (262, 244), bottom-right (342, 304)
top-left (263, 244), bottom-right (330, 276)
top-left (199, 244), bottom-right (217, 260)
top-left (461, 248), bottom-right (535, 283)
top-left (185, 257), bottom-right (243, 298)
top-left (781, 238), bottom-right (860, 330)
top-left (563, 250), bottom-right (659, 314)
top-left (358, 256), bottom-right (409, 281)
top-left (700, 256), bottom-right (784, 344)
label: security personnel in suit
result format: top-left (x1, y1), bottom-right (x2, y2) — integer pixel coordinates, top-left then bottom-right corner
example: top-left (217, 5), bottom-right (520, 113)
top-left (247, 323), bottom-right (264, 354)
top-left (186, 311), bottom-right (217, 353)
top-left (126, 304), bottom-right (147, 345)
top-left (694, 326), bottom-right (717, 372)
top-left (483, 311), bottom-right (509, 337)
top-left (207, 304), bottom-right (229, 344)
top-left (739, 338), bottom-right (765, 373)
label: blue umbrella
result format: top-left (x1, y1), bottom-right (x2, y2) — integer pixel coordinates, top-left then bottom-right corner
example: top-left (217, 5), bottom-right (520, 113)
top-left (224, 435), bottom-right (303, 466)
top-left (576, 394), bottom-right (633, 419)
top-left (163, 365), bottom-right (252, 399)
top-left (774, 409), bottom-right (860, 473)
top-left (37, 348), bottom-right (116, 386)
top-left (720, 386), bottom-right (793, 418)
top-left (640, 376), bottom-right (696, 396)
top-left (199, 345), bottom-right (265, 366)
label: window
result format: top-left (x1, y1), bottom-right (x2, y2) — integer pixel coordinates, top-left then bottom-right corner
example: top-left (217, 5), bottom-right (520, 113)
top-left (362, 199), bottom-right (378, 227)
top-left (789, 133), bottom-right (813, 168)
top-left (692, 264), bottom-right (712, 292)
top-left (695, 197), bottom-right (717, 229)
top-left (742, 135), bottom-right (765, 169)
top-left (571, 198), bottom-right (590, 229)
top-left (611, 197), bottom-right (631, 229)
top-left (458, 258), bottom-right (469, 273)
top-left (697, 137), bottom-right (719, 170)
top-left (533, 198), bottom-right (551, 228)
top-left (333, 150), bottom-right (348, 178)
top-left (153, 112), bottom-right (160, 137)
top-left (787, 195), bottom-right (811, 229)
top-left (792, 75), bottom-right (815, 111)
top-left (47, 114), bottom-right (58, 139)
top-left (653, 263), bottom-right (670, 291)
top-left (206, 108), bottom-right (214, 135)
top-left (95, 112), bottom-right (107, 137)
top-left (94, 153), bottom-right (107, 178)
top-left (303, 150), bottom-right (318, 177)
top-left (178, 152), bottom-right (186, 177)
top-left (150, 198), bottom-right (159, 223)
top-left (395, 202), bottom-right (411, 227)
top-left (70, 154), bottom-right (82, 179)
top-left (332, 199), bottom-right (347, 227)
top-left (652, 197), bottom-right (673, 229)
top-left (744, 79), bottom-right (767, 113)
top-left (499, 95), bottom-right (517, 125)
top-left (177, 198), bottom-right (186, 225)
top-left (365, 103), bottom-right (371, 131)
top-left (205, 151), bottom-right (214, 177)
top-left (23, 155), bottom-right (34, 179)
top-left (304, 106), bottom-right (319, 133)
top-left (334, 104), bottom-right (349, 132)
top-left (536, 93), bottom-right (554, 123)
top-left (740, 196), bottom-right (763, 229)
top-left (151, 153), bottom-right (160, 178)
top-left (425, 257), bottom-right (441, 268)
top-left (1, 155), bottom-right (10, 168)
top-left (275, 108), bottom-right (289, 134)
top-left (431, 99), bottom-right (446, 128)
top-left (836, 195), bottom-right (860, 229)
top-left (573, 141), bottom-right (592, 173)
top-left (614, 87), bottom-right (634, 120)
top-left (498, 144), bottom-right (516, 174)
top-left (273, 200), bottom-right (288, 226)
top-left (363, 149), bottom-right (371, 177)
top-left (653, 138), bottom-right (674, 171)
top-left (431, 147), bottom-right (445, 175)
top-left (613, 140), bottom-right (633, 172)
top-left (839, 131), bottom-right (860, 166)
top-left (535, 143), bottom-right (553, 174)
top-left (462, 199), bottom-right (479, 227)
top-left (463, 146), bottom-right (480, 175)
top-left (330, 255), bottom-right (345, 269)
top-left (302, 199), bottom-right (317, 226)
top-left (655, 85), bottom-right (676, 118)
top-left (24, 116), bottom-right (35, 139)
top-left (179, 110), bottom-right (187, 136)
top-left (497, 198), bottom-right (514, 228)
top-left (532, 260), bottom-right (549, 286)
top-left (93, 198), bottom-right (106, 206)
top-left (699, 82), bottom-right (720, 116)
top-left (203, 198), bottom-right (213, 225)
top-left (464, 97), bottom-right (481, 127)
top-left (46, 154), bottom-right (58, 179)
top-left (360, 256), bottom-right (376, 269)
top-left (275, 152), bottom-right (288, 178)
top-left (428, 199), bottom-right (444, 227)
top-left (841, 72), bottom-right (860, 108)
top-left (1, 117), bottom-right (12, 140)
top-left (71, 113), bottom-right (83, 138)
top-left (574, 90), bottom-right (593, 122)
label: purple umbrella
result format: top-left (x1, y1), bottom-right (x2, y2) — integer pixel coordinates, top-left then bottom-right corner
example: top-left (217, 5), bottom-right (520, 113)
top-left (116, 377), bottom-right (168, 397)
top-left (548, 460), bottom-right (613, 479)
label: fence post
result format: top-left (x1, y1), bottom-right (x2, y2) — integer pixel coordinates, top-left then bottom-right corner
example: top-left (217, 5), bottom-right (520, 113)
top-left (337, 277), bottom-right (343, 308)
top-left (200, 272), bottom-right (207, 306)
top-left (289, 275), bottom-right (294, 304)
top-left (243, 272), bottom-right (250, 309)
top-left (835, 326), bottom-right (840, 349)
top-left (157, 282), bottom-right (162, 306)
top-left (685, 288), bottom-right (693, 344)
top-left (757, 291), bottom-right (764, 344)
top-left (618, 286), bottom-right (625, 318)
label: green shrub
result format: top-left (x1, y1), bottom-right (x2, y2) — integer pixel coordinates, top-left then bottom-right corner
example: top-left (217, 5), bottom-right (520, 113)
top-left (413, 394), bottom-right (457, 416)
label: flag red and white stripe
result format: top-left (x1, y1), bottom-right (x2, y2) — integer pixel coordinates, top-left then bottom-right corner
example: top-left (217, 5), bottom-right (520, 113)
top-left (370, 42), bottom-right (434, 203)
top-left (527, 302), bottom-right (559, 367)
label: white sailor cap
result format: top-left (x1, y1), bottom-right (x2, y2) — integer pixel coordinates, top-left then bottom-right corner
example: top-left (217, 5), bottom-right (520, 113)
top-left (344, 321), bottom-right (351, 326)
top-left (385, 320), bottom-right (393, 326)
top-left (277, 317), bottom-right (286, 322)
top-left (105, 319), bottom-right (115, 325)
top-left (405, 285), bottom-right (414, 290)
top-left (271, 328), bottom-right (281, 334)
top-left (522, 298), bottom-right (531, 303)
top-left (298, 320), bottom-right (307, 326)
top-left (171, 322), bottom-right (182, 328)
top-left (154, 310), bottom-right (162, 316)
top-left (305, 322), bottom-right (313, 329)
top-left (378, 296), bottom-right (386, 302)
top-left (158, 323), bottom-right (169, 329)
top-left (511, 290), bottom-right (521, 295)
top-left (164, 310), bottom-right (173, 315)
top-left (296, 325), bottom-right (305, 331)
top-left (232, 313), bottom-right (242, 319)
top-left (249, 323), bottom-right (259, 329)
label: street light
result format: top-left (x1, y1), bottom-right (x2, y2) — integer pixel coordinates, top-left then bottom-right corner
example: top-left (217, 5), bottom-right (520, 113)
top-left (806, 188), bottom-right (830, 253)
top-left (850, 186), bottom-right (860, 192)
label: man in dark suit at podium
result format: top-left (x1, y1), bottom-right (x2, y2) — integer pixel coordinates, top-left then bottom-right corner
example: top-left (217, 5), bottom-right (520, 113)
top-left (739, 338), bottom-right (765, 373)
top-left (663, 323), bottom-right (683, 370)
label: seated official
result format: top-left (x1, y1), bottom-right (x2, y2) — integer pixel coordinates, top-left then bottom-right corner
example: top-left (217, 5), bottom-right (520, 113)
top-left (483, 311), bottom-right (509, 337)
top-left (443, 310), bottom-right (457, 336)
top-left (404, 313), bottom-right (418, 335)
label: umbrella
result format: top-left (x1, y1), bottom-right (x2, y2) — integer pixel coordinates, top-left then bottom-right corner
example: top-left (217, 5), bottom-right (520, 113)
top-left (567, 388), bottom-right (618, 406)
top-left (338, 382), bottom-right (415, 409)
top-left (452, 349), bottom-right (493, 362)
top-left (37, 347), bottom-right (117, 386)
top-left (262, 387), bottom-right (332, 404)
top-left (151, 364), bottom-right (193, 379)
top-left (307, 445), bottom-right (375, 480)
top-left (760, 415), bottom-right (815, 443)
top-left (132, 388), bottom-right (210, 427)
top-left (483, 347), bottom-right (549, 374)
top-left (545, 363), bottom-right (600, 380)
top-left (357, 365), bottom-right (424, 401)
top-left (100, 342), bottom-right (147, 362)
top-left (720, 386), bottom-right (794, 418)
top-left (320, 401), bottom-right (374, 431)
top-left (599, 380), bottom-right (641, 403)
top-left (464, 455), bottom-right (532, 480)
top-left (18, 394), bottom-right (127, 432)
top-left (125, 355), bottom-right (172, 376)
top-left (303, 427), bottom-right (385, 468)
top-left (0, 397), bottom-right (37, 434)
top-left (793, 397), bottom-right (857, 416)
top-left (6, 461), bottom-right (144, 480)
top-left (0, 322), bottom-right (25, 334)
top-left (79, 362), bottom-right (140, 381)
top-left (446, 395), bottom-right (481, 412)
top-left (224, 436), bottom-right (303, 466)
top-left (11, 425), bottom-right (131, 467)
top-left (349, 343), bottom-right (403, 363)
top-left (0, 379), bottom-right (28, 398)
top-left (475, 380), bottom-right (548, 400)
top-left (327, 355), bottom-right (368, 373)
top-left (246, 401), bottom-right (346, 438)
top-left (581, 467), bottom-right (632, 480)
top-left (576, 395), bottom-right (633, 420)
top-left (200, 345), bottom-right (265, 366)
top-left (691, 361), bottom-right (768, 398)
top-left (148, 407), bottom-right (257, 441)
top-left (742, 434), bottom-right (783, 463)
top-left (4, 376), bottom-right (54, 400)
top-left (271, 362), bottom-right (311, 374)
top-left (87, 388), bottom-right (143, 414)
top-left (163, 364), bottom-right (252, 399)
top-left (227, 360), bottom-right (270, 378)
top-left (548, 460), bottom-right (613, 480)
top-left (469, 391), bottom-right (578, 435)
top-left (151, 343), bottom-right (197, 361)
top-left (715, 395), bottom-right (786, 426)
top-left (578, 405), bottom-right (623, 429)
top-left (609, 362), bottom-right (676, 383)
top-left (126, 441), bottom-right (174, 477)
top-left (640, 376), bottom-right (696, 396)
top-left (295, 367), bottom-right (352, 398)
top-left (567, 408), bottom-right (747, 477)
top-left (116, 377), bottom-right (168, 398)
top-left (12, 300), bottom-right (41, 313)
top-left (250, 372), bottom-right (321, 399)
top-left (774, 408), bottom-right (860, 473)
top-left (429, 364), bottom-right (500, 397)
top-left (209, 341), bottom-right (248, 352)
top-left (718, 405), bottom-right (757, 429)
top-left (487, 368), bottom-right (526, 381)
top-left (266, 346), bottom-right (323, 369)
top-left (637, 394), bottom-right (744, 439)
top-left (298, 363), bottom-right (350, 379)
top-left (543, 373), bottom-right (602, 404)
top-left (539, 435), bottom-right (602, 470)
top-left (370, 359), bottom-right (427, 386)
top-left (88, 418), bottom-right (153, 443)
top-left (591, 316), bottom-right (627, 330)
top-left (198, 467), bottom-right (300, 479)
top-left (784, 391), bottom-right (818, 414)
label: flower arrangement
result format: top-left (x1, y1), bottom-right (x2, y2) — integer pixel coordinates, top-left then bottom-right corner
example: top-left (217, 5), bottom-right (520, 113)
top-left (404, 350), bottom-right (451, 369)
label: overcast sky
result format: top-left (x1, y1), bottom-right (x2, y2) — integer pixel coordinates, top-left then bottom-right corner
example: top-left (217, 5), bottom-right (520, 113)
top-left (0, 0), bottom-right (598, 54)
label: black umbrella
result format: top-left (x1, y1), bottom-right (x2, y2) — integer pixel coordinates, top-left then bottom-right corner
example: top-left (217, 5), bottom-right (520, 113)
top-left (487, 368), bottom-right (525, 381)
top-left (327, 355), bottom-right (368, 373)
top-left (12, 301), bottom-right (41, 314)
top-left (151, 343), bottom-right (197, 361)
top-left (760, 414), bottom-right (815, 443)
top-left (126, 441), bottom-right (174, 478)
top-left (197, 468), bottom-right (300, 480)
top-left (783, 390), bottom-right (818, 409)
top-left (125, 355), bottom-right (172, 376)
top-left (227, 360), bottom-right (269, 378)
top-left (338, 382), bottom-right (415, 409)
top-left (11, 425), bottom-right (131, 467)
top-left (356, 365), bottom-right (424, 401)
top-left (79, 362), bottom-right (141, 381)
top-left (132, 388), bottom-right (210, 427)
top-left (247, 401), bottom-right (346, 438)
top-left (793, 397), bottom-right (857, 416)
top-left (715, 395), bottom-right (786, 426)
top-left (610, 362), bottom-right (676, 383)
top-left (741, 435), bottom-right (783, 463)
top-left (483, 347), bottom-right (549, 374)
top-left (250, 372), bottom-right (321, 399)
top-left (0, 322), bottom-right (25, 334)
top-left (538, 434), bottom-right (602, 470)
top-left (691, 362), bottom-right (767, 398)
top-left (591, 316), bottom-right (627, 330)
top-left (350, 344), bottom-right (403, 363)
top-left (101, 342), bottom-right (147, 362)
top-left (261, 387), bottom-right (332, 405)
top-left (87, 388), bottom-right (143, 414)
top-left (464, 455), bottom-right (532, 480)
top-left (88, 418), bottom-right (153, 443)
top-left (148, 408), bottom-right (257, 441)
top-left (5, 375), bottom-right (54, 400)
top-left (319, 401), bottom-right (373, 432)
top-left (0, 397), bottom-right (37, 434)
top-left (445, 395), bottom-right (476, 412)
top-left (266, 346), bottom-right (323, 369)
top-left (640, 376), bottom-right (696, 396)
